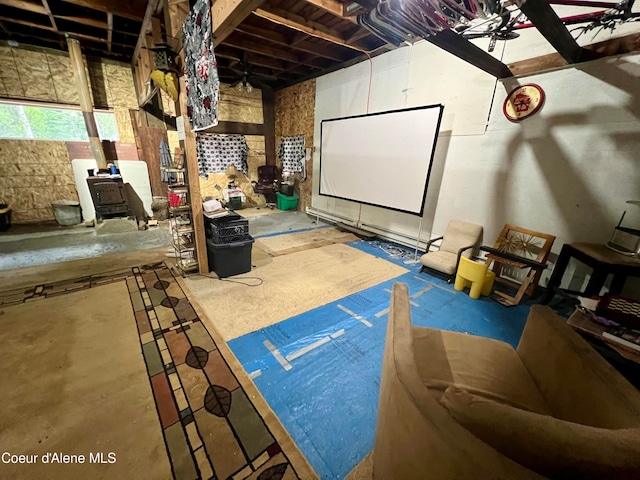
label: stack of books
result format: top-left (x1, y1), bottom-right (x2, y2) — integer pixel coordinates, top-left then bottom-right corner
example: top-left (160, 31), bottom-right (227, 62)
top-left (603, 327), bottom-right (640, 354)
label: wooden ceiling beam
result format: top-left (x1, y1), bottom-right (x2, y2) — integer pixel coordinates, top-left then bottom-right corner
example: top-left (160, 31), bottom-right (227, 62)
top-left (59, 0), bottom-right (146, 21)
top-left (41, 0), bottom-right (58, 32)
top-left (236, 21), bottom-right (349, 62)
top-left (211, 0), bottom-right (267, 47)
top-left (223, 34), bottom-right (300, 62)
top-left (254, 6), bottom-right (368, 52)
top-left (0, 16), bottom-right (134, 50)
top-left (215, 46), bottom-right (288, 71)
top-left (107, 12), bottom-right (112, 53)
top-left (0, 0), bottom-right (46, 15)
top-left (132, 0), bottom-right (162, 66)
top-left (520, 0), bottom-right (599, 63)
top-left (222, 33), bottom-right (330, 69)
top-left (0, 17), bottom-right (55, 32)
top-left (54, 15), bottom-right (107, 29)
top-left (427, 30), bottom-right (512, 78)
top-left (346, 27), bottom-right (371, 43)
top-left (509, 31), bottom-right (640, 76)
top-left (303, 0), bottom-right (356, 24)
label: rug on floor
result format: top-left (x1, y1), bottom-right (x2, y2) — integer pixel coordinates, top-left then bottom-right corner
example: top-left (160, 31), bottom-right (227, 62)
top-left (184, 243), bottom-right (408, 341)
top-left (254, 227), bottom-right (359, 257)
top-left (0, 263), bottom-right (308, 480)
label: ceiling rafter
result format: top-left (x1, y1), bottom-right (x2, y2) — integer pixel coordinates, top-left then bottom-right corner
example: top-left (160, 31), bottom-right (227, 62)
top-left (253, 6), bottom-right (370, 52)
top-left (40, 0), bottom-right (58, 32)
top-left (58, 0), bottom-right (146, 21)
top-left (107, 12), bottom-right (112, 53)
top-left (224, 33), bottom-right (300, 63)
top-left (235, 21), bottom-right (349, 62)
top-left (211, 0), bottom-right (267, 47)
top-left (54, 15), bottom-right (107, 29)
top-left (303, 0), bottom-right (356, 24)
top-left (0, 0), bottom-right (46, 15)
top-left (132, 0), bottom-right (162, 66)
top-left (0, 16), bottom-right (134, 50)
top-left (520, 0), bottom-right (599, 63)
top-left (427, 30), bottom-right (512, 78)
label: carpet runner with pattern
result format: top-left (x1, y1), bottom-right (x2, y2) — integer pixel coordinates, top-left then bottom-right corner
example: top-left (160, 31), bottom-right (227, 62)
top-left (0, 262), bottom-right (301, 480)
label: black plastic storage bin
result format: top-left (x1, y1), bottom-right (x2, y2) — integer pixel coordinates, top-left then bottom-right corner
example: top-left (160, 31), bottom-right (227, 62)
top-left (206, 235), bottom-right (254, 278)
top-left (279, 183), bottom-right (294, 196)
top-left (203, 212), bottom-right (249, 243)
top-left (0, 204), bottom-right (11, 232)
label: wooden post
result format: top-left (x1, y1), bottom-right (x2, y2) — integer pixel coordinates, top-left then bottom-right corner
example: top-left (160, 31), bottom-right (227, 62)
top-left (177, 75), bottom-right (208, 275)
top-left (65, 34), bottom-right (107, 169)
top-left (262, 87), bottom-right (276, 166)
top-left (165, 0), bottom-right (208, 274)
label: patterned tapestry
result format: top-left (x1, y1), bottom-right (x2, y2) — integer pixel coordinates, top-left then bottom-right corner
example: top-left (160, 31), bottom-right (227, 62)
top-left (196, 134), bottom-right (249, 178)
top-left (182, 0), bottom-right (219, 131)
top-left (278, 135), bottom-right (305, 173)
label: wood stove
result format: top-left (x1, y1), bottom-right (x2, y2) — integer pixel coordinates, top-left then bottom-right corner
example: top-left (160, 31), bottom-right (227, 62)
top-left (87, 175), bottom-right (131, 222)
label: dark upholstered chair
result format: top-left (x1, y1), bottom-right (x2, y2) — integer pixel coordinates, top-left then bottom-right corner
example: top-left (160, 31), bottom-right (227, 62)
top-left (251, 165), bottom-right (279, 208)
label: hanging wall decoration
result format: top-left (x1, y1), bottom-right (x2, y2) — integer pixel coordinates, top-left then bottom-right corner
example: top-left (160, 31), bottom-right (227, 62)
top-left (503, 84), bottom-right (545, 122)
top-left (196, 134), bottom-right (249, 178)
top-left (278, 135), bottom-right (305, 173)
top-left (183, 0), bottom-right (220, 131)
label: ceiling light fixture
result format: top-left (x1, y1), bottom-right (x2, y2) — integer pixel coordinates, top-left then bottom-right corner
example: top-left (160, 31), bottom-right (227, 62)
top-left (236, 79), bottom-right (253, 94)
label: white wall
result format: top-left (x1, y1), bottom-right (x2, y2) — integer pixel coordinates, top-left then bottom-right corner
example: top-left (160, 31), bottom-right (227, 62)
top-left (310, 31), bottom-right (640, 287)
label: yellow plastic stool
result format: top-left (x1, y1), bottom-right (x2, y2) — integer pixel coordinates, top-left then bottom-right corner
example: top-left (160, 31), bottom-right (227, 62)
top-left (454, 256), bottom-right (493, 299)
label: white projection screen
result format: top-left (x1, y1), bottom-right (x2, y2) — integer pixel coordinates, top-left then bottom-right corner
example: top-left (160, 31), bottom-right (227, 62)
top-left (320, 104), bottom-right (444, 216)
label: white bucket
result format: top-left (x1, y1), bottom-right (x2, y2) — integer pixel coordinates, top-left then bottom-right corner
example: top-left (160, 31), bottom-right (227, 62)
top-left (52, 200), bottom-right (82, 226)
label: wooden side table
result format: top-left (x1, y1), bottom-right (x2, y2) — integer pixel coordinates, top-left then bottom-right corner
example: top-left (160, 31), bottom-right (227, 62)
top-left (541, 242), bottom-right (640, 304)
top-left (567, 309), bottom-right (640, 364)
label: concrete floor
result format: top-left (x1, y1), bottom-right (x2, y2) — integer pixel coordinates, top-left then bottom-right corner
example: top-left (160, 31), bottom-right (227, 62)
top-left (0, 211), bottom-right (331, 271)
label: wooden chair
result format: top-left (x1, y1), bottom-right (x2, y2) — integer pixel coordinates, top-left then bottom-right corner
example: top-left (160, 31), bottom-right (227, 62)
top-left (481, 225), bottom-right (555, 306)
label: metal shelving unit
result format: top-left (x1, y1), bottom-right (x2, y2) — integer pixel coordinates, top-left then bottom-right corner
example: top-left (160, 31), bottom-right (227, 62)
top-left (165, 168), bottom-right (198, 276)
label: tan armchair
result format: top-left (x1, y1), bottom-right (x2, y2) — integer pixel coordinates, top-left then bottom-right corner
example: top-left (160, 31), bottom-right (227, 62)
top-left (419, 220), bottom-right (483, 283)
top-left (373, 283), bottom-right (640, 479)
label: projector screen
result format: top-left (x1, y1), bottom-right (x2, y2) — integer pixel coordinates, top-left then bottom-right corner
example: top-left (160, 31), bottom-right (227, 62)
top-left (319, 104), bottom-right (444, 216)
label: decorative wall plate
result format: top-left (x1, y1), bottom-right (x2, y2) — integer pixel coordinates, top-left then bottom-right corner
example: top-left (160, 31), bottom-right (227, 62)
top-left (503, 83), bottom-right (545, 122)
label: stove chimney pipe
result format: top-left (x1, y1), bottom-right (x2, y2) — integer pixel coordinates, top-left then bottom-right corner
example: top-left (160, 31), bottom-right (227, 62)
top-left (65, 34), bottom-right (107, 170)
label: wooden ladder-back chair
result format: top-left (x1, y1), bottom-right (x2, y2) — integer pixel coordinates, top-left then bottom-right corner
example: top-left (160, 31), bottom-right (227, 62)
top-left (481, 225), bottom-right (556, 306)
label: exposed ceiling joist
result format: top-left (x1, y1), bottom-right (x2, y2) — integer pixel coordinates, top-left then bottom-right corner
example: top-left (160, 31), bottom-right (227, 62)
top-left (211, 0), bottom-right (267, 47)
top-left (59, 0), bottom-right (146, 21)
top-left (520, 0), bottom-right (598, 64)
top-left (107, 12), bottom-right (112, 53)
top-left (40, 0), bottom-right (58, 32)
top-left (54, 15), bottom-right (107, 30)
top-left (132, 0), bottom-right (162, 65)
top-left (254, 6), bottom-right (368, 52)
top-left (224, 33), bottom-right (332, 69)
top-left (0, 0), bottom-right (46, 15)
top-left (303, 0), bottom-right (356, 24)
top-left (215, 45), bottom-right (288, 71)
top-left (224, 33), bottom-right (301, 63)
top-left (0, 16), bottom-right (55, 32)
top-left (427, 30), bottom-right (513, 78)
top-left (235, 21), bottom-right (347, 62)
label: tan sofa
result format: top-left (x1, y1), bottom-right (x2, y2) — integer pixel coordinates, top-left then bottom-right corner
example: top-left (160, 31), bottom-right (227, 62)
top-left (373, 282), bottom-right (640, 479)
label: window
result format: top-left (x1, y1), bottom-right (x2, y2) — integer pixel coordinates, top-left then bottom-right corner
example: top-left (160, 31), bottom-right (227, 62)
top-left (0, 102), bottom-right (119, 141)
